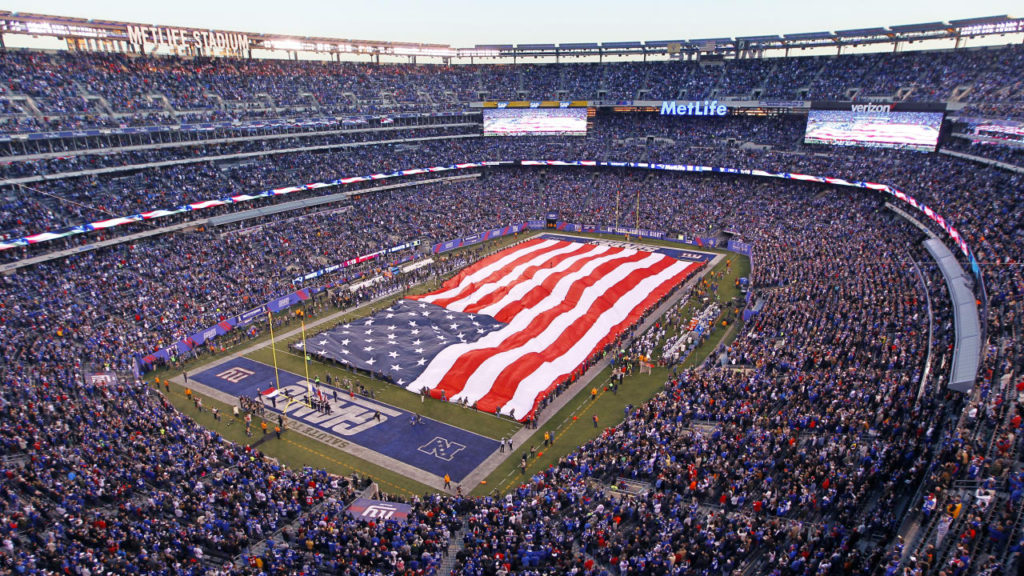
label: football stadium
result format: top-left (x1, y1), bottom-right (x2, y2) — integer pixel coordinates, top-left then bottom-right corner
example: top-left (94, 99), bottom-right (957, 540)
top-left (0, 1), bottom-right (1023, 573)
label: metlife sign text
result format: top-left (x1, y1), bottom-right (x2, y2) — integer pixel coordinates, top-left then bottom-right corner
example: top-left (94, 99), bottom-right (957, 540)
top-left (660, 100), bottom-right (729, 117)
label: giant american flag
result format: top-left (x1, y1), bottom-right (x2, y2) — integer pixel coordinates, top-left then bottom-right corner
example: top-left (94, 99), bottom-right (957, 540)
top-left (300, 238), bottom-right (702, 420)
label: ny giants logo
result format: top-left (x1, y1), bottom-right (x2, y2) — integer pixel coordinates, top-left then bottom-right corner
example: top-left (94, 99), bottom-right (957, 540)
top-left (360, 504), bottom-right (399, 520)
top-left (216, 367), bottom-right (255, 383)
top-left (89, 373), bottom-right (118, 386)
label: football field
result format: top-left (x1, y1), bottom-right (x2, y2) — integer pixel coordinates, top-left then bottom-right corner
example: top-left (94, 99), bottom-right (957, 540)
top-left (170, 232), bottom-right (745, 494)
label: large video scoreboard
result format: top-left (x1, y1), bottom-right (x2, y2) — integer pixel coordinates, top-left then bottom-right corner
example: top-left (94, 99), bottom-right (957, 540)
top-left (804, 102), bottom-right (946, 153)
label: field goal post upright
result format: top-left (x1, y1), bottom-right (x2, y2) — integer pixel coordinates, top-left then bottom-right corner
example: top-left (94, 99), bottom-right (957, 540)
top-left (267, 311), bottom-right (281, 392)
top-left (301, 319), bottom-right (313, 403)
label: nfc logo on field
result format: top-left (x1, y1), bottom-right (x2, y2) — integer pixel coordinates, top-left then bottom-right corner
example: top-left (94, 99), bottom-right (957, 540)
top-left (417, 436), bottom-right (466, 462)
top-left (216, 367), bottom-right (255, 383)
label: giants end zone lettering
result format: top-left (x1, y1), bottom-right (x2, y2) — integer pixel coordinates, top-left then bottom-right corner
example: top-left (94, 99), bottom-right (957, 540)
top-left (278, 383), bottom-right (393, 436)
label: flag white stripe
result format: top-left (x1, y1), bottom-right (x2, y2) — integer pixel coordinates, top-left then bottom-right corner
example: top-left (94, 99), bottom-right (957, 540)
top-left (419, 239), bottom-right (559, 304)
top-left (500, 259), bottom-right (692, 416)
top-left (452, 253), bottom-right (672, 406)
top-left (445, 242), bottom-right (596, 312)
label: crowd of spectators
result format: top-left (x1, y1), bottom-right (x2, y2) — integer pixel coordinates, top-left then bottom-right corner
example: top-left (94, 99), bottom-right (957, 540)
top-left (2, 44), bottom-right (1024, 133)
top-left (942, 136), bottom-right (1024, 167)
top-left (0, 123), bottom-right (480, 181)
top-left (0, 43), bottom-right (1022, 576)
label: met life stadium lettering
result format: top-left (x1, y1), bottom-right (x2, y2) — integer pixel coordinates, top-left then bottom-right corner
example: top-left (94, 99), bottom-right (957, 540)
top-left (126, 25), bottom-right (249, 55)
top-left (660, 100), bottom-right (728, 117)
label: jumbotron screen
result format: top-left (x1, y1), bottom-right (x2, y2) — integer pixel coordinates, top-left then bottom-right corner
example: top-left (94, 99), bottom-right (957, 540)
top-left (483, 108), bottom-right (588, 136)
top-left (804, 109), bottom-right (944, 152)
top-left (966, 120), bottom-right (1024, 146)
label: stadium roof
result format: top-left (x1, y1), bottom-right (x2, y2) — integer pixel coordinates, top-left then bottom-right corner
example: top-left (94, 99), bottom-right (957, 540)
top-left (889, 22), bottom-right (949, 33)
top-left (948, 15), bottom-right (1009, 26)
top-left (735, 34), bottom-right (783, 43)
top-left (0, 10), bottom-right (1021, 60)
top-left (783, 31), bottom-right (834, 41)
top-left (834, 27), bottom-right (890, 37)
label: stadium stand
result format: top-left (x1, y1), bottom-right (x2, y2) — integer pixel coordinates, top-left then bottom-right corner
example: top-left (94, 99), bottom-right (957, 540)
top-left (0, 13), bottom-right (1023, 576)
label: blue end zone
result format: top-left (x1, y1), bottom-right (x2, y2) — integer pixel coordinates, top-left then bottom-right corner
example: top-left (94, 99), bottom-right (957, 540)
top-left (190, 357), bottom-right (499, 482)
top-left (539, 233), bottom-right (715, 262)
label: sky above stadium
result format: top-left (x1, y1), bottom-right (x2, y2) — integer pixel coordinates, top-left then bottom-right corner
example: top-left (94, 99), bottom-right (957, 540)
top-left (7, 0), bottom-right (1020, 46)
